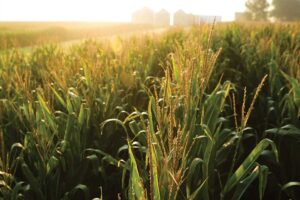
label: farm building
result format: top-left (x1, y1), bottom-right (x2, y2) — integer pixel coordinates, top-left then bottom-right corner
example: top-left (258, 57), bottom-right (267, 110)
top-left (173, 10), bottom-right (193, 26)
top-left (198, 15), bottom-right (221, 24)
top-left (132, 8), bottom-right (221, 26)
top-left (132, 7), bottom-right (155, 24)
top-left (174, 10), bottom-right (221, 26)
top-left (154, 9), bottom-right (171, 26)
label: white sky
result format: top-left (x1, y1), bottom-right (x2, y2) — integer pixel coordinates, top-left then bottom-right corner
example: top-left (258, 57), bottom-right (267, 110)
top-left (0, 0), bottom-right (250, 22)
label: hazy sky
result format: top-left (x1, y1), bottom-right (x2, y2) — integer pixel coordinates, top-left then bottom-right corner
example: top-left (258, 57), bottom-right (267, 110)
top-left (0, 0), bottom-right (250, 22)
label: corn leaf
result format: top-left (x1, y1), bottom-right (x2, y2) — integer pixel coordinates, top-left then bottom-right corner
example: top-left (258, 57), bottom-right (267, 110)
top-left (222, 139), bottom-right (278, 194)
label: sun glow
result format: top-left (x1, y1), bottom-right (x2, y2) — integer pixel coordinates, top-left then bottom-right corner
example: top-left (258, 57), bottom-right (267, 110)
top-left (0, 0), bottom-right (247, 22)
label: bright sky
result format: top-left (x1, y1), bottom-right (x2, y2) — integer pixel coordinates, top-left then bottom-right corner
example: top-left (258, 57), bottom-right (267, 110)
top-left (0, 0), bottom-right (249, 22)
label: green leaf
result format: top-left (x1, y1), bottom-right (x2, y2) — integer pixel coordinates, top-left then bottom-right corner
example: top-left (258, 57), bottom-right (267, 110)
top-left (222, 139), bottom-right (278, 194)
top-left (83, 64), bottom-right (92, 87)
top-left (231, 165), bottom-right (259, 200)
top-left (280, 181), bottom-right (300, 199)
top-left (265, 124), bottom-right (300, 137)
top-left (47, 156), bottom-right (59, 173)
top-left (51, 86), bottom-right (66, 108)
top-left (171, 54), bottom-right (180, 84)
top-left (20, 162), bottom-right (46, 200)
top-left (259, 165), bottom-right (269, 200)
top-left (148, 130), bottom-right (160, 200)
top-left (282, 71), bottom-right (300, 106)
top-left (202, 82), bottom-right (231, 134)
top-left (128, 140), bottom-right (147, 200)
top-left (188, 179), bottom-right (207, 200)
top-left (69, 184), bottom-right (90, 200)
top-left (37, 92), bottom-right (51, 114)
top-left (37, 92), bottom-right (57, 132)
top-left (281, 181), bottom-right (300, 191)
top-left (11, 181), bottom-right (30, 199)
top-left (100, 118), bottom-right (128, 136)
top-left (78, 103), bottom-right (86, 129)
top-left (84, 148), bottom-right (126, 169)
top-left (186, 158), bottom-right (204, 197)
top-left (148, 97), bottom-right (155, 136)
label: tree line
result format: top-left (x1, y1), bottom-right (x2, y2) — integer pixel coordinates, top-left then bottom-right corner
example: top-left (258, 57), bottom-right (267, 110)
top-left (245, 0), bottom-right (300, 21)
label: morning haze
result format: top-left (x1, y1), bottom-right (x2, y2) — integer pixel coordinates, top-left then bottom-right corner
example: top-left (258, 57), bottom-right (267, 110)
top-left (0, 0), bottom-right (299, 200)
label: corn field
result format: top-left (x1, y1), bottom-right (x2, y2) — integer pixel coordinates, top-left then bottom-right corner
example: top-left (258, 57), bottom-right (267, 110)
top-left (0, 23), bottom-right (299, 199)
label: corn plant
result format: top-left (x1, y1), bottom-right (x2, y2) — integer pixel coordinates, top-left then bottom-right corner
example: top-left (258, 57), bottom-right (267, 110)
top-left (0, 22), bottom-right (299, 200)
top-left (114, 28), bottom-right (279, 200)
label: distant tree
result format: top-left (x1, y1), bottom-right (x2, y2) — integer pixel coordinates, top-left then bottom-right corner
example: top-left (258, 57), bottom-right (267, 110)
top-left (272, 0), bottom-right (300, 21)
top-left (245, 0), bottom-right (269, 21)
